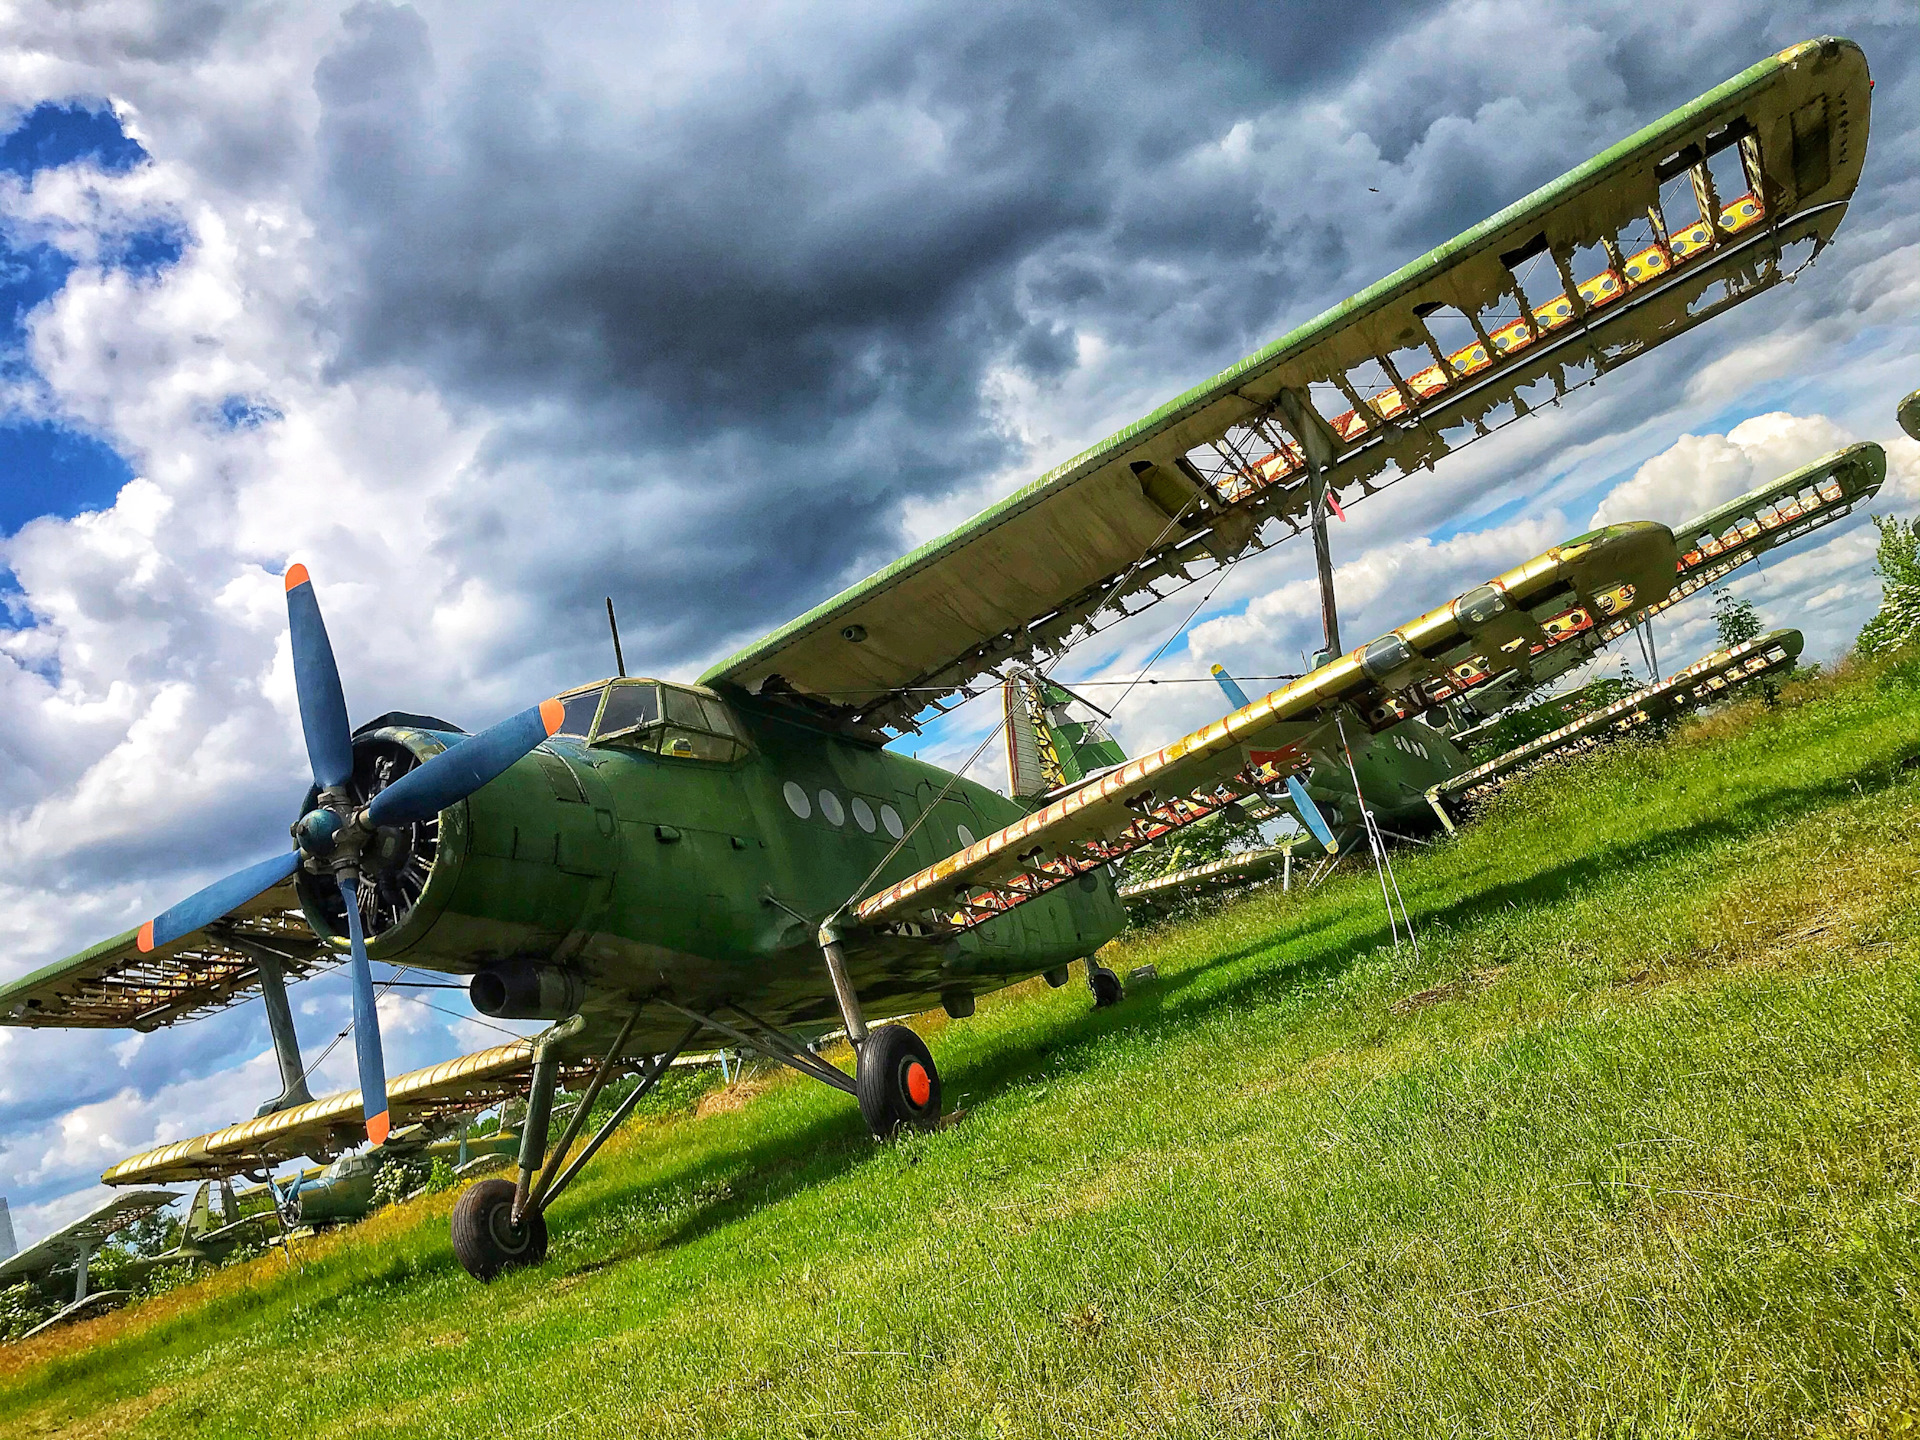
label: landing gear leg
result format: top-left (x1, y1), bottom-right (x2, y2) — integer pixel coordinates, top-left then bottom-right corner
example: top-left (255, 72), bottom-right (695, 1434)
top-left (451, 1011), bottom-right (700, 1283)
top-left (817, 914), bottom-right (940, 1138)
top-left (1086, 960), bottom-right (1124, 1009)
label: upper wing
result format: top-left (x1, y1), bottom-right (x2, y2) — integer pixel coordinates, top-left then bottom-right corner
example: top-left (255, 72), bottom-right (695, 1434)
top-left (0, 1190), bottom-right (178, 1282)
top-left (704, 39), bottom-right (1870, 737)
top-left (100, 1038), bottom-right (602, 1186)
top-left (854, 522), bottom-right (1679, 932)
top-left (0, 876), bottom-right (333, 1030)
top-left (1453, 442), bottom-right (1882, 718)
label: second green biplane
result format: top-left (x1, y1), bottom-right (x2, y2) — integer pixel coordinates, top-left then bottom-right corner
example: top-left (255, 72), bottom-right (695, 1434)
top-left (0, 38), bottom-right (1872, 1280)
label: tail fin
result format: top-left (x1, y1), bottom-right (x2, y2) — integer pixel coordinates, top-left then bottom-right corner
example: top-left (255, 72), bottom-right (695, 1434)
top-left (0, 1196), bottom-right (14, 1260)
top-left (184, 1181), bottom-right (212, 1238)
top-left (1003, 670), bottom-right (1127, 799)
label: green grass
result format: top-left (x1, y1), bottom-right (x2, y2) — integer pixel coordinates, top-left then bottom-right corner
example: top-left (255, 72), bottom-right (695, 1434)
top-left (8, 660), bottom-right (1920, 1438)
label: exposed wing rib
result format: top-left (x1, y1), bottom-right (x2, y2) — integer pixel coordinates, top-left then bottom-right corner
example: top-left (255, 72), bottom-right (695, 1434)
top-left (1434, 630), bottom-right (1804, 816)
top-left (0, 877), bottom-right (333, 1030)
top-left (703, 39), bottom-right (1870, 737)
top-left (1118, 844), bottom-right (1302, 910)
top-left (99, 1039), bottom-right (606, 1186)
top-left (854, 523), bottom-right (1679, 932)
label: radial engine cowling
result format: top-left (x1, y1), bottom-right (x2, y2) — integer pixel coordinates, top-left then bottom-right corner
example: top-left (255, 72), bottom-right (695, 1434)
top-left (292, 718), bottom-right (467, 951)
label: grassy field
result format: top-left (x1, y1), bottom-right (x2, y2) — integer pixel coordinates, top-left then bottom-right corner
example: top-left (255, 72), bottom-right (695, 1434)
top-left (6, 658), bottom-right (1920, 1438)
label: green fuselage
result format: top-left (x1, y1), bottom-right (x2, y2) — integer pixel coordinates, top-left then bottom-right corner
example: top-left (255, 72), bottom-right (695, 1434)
top-left (1299, 717), bottom-right (1468, 835)
top-left (324, 682), bottom-right (1123, 1052)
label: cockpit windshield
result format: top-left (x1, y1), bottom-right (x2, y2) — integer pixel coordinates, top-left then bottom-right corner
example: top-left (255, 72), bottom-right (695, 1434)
top-left (549, 679), bottom-right (746, 761)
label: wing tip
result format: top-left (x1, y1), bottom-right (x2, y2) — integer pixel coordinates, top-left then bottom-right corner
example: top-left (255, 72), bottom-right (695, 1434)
top-left (284, 562), bottom-right (310, 593)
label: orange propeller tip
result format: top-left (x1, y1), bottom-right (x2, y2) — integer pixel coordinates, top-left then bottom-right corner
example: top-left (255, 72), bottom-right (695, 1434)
top-left (367, 1111), bottom-right (391, 1146)
top-left (284, 563), bottom-right (311, 592)
top-left (539, 697), bottom-right (565, 736)
top-left (136, 920), bottom-right (155, 953)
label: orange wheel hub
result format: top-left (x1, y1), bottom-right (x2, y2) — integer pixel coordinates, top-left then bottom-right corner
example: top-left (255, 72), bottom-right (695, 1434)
top-left (905, 1061), bottom-right (932, 1108)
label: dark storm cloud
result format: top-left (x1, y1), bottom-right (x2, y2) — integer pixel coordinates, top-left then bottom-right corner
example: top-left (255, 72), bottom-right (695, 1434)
top-left (303, 0), bottom-right (1916, 677)
top-left (302, 0), bottom-right (1448, 669)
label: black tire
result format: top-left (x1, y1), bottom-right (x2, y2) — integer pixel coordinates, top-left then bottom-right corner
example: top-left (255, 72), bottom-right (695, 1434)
top-left (1088, 964), bottom-right (1124, 1008)
top-left (855, 1024), bottom-right (942, 1137)
top-left (450, 1178), bottom-right (548, 1282)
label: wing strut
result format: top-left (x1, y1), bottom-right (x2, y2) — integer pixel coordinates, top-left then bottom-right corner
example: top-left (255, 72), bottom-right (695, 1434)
top-left (1280, 389), bottom-right (1343, 661)
top-left (222, 936), bottom-right (313, 1116)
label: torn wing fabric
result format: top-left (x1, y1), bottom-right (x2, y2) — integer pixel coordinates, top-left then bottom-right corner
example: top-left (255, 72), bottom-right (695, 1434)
top-left (853, 523), bottom-right (1679, 933)
top-left (702, 39), bottom-right (1869, 738)
top-left (0, 877), bottom-right (332, 1030)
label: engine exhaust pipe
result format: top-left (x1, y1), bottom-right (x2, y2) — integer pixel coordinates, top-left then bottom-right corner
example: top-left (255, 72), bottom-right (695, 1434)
top-left (470, 965), bottom-right (585, 1020)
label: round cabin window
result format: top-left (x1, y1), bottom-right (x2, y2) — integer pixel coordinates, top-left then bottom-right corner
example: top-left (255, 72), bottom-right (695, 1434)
top-left (851, 796), bottom-right (876, 832)
top-left (782, 781), bottom-right (811, 819)
top-left (956, 823), bottom-right (975, 847)
top-left (880, 804), bottom-right (904, 840)
top-left (819, 789), bottom-right (845, 826)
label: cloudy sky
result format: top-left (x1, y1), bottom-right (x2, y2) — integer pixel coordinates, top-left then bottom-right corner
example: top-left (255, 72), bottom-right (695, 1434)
top-left (0, 0), bottom-right (1915, 1246)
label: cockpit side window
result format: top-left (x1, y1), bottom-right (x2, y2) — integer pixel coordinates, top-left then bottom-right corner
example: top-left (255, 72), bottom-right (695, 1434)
top-left (555, 685), bottom-right (608, 738)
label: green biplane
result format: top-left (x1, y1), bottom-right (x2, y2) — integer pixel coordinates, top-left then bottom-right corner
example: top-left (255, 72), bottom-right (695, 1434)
top-left (0, 39), bottom-right (1871, 1281)
top-left (1148, 440), bottom-right (1888, 861)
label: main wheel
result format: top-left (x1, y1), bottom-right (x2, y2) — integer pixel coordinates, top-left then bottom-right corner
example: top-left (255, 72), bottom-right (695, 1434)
top-left (856, 1024), bottom-right (942, 1137)
top-left (1087, 963), bottom-right (1123, 1008)
top-left (450, 1177), bottom-right (548, 1282)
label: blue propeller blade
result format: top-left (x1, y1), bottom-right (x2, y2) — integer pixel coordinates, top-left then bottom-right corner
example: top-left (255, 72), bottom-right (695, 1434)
top-left (1286, 775), bottom-right (1339, 854)
top-left (336, 873), bottom-right (390, 1146)
top-left (138, 850), bottom-right (301, 953)
top-left (1210, 663), bottom-right (1252, 710)
top-left (285, 565), bottom-right (355, 791)
top-left (364, 699), bottom-right (563, 829)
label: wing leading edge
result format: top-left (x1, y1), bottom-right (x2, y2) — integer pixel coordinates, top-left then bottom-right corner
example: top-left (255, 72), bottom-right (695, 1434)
top-left (704, 39), bottom-right (1869, 738)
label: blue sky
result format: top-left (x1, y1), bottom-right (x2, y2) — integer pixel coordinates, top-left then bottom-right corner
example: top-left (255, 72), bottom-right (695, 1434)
top-left (0, 102), bottom-right (170, 535)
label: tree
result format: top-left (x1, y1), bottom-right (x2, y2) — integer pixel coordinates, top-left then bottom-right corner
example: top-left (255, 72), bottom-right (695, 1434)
top-left (1713, 589), bottom-right (1763, 649)
top-left (1856, 515), bottom-right (1920, 659)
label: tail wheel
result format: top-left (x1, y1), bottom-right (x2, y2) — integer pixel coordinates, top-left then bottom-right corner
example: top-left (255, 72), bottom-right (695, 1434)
top-left (855, 1024), bottom-right (942, 1138)
top-left (450, 1177), bottom-right (548, 1282)
top-left (1088, 963), bottom-right (1124, 1008)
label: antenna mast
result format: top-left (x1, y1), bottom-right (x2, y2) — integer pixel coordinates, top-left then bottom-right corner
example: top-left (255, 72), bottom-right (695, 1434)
top-left (605, 597), bottom-right (627, 677)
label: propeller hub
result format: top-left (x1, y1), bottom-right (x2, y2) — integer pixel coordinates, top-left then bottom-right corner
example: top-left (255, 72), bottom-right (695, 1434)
top-left (293, 806), bottom-right (345, 857)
